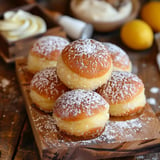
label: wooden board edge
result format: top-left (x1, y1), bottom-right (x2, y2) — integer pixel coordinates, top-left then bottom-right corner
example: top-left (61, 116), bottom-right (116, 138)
top-left (15, 58), bottom-right (43, 159)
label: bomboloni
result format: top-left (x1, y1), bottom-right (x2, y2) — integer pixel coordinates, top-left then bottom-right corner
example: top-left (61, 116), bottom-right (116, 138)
top-left (56, 39), bottom-right (113, 90)
top-left (27, 36), bottom-right (69, 73)
top-left (97, 71), bottom-right (146, 116)
top-left (53, 89), bottom-right (110, 140)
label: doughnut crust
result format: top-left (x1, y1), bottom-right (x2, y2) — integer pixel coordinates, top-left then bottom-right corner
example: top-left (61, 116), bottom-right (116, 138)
top-left (103, 42), bottom-right (132, 72)
top-left (30, 67), bottom-right (69, 112)
top-left (53, 89), bottom-right (109, 140)
top-left (96, 71), bottom-right (146, 116)
top-left (27, 36), bottom-right (69, 73)
top-left (57, 39), bottom-right (113, 90)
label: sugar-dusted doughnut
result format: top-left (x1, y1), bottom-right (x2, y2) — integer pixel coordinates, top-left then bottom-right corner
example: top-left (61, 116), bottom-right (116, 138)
top-left (30, 67), bottom-right (69, 112)
top-left (56, 39), bottom-right (113, 90)
top-left (53, 89), bottom-right (109, 140)
top-left (27, 36), bottom-right (69, 73)
top-left (103, 42), bottom-right (132, 72)
top-left (96, 71), bottom-right (146, 116)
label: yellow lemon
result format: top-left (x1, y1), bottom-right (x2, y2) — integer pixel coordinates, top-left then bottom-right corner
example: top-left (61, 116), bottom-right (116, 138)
top-left (141, 1), bottom-right (160, 32)
top-left (120, 19), bottom-right (153, 50)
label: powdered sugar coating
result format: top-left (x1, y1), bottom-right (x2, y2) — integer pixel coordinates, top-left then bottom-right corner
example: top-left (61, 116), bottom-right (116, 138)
top-left (97, 71), bottom-right (144, 104)
top-left (53, 89), bottom-right (109, 120)
top-left (31, 36), bottom-right (69, 57)
top-left (103, 42), bottom-right (131, 70)
top-left (62, 39), bottom-right (112, 78)
top-left (30, 67), bottom-right (68, 99)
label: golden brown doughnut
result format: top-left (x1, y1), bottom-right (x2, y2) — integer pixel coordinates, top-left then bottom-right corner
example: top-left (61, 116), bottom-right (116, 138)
top-left (27, 36), bottom-right (69, 73)
top-left (96, 71), bottom-right (146, 116)
top-left (53, 89), bottom-right (109, 140)
top-left (30, 67), bottom-right (69, 112)
top-left (56, 39), bottom-right (113, 90)
top-left (103, 42), bottom-right (132, 72)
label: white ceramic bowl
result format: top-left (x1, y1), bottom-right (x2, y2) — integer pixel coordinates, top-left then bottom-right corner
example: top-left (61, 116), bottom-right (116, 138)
top-left (70, 0), bottom-right (140, 32)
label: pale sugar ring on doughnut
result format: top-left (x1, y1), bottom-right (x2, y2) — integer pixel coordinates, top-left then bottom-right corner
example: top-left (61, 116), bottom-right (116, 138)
top-left (53, 89), bottom-right (109, 139)
top-left (57, 39), bottom-right (113, 90)
top-left (27, 36), bottom-right (69, 73)
top-left (103, 42), bottom-right (132, 72)
top-left (30, 67), bottom-right (69, 113)
top-left (96, 71), bottom-right (146, 116)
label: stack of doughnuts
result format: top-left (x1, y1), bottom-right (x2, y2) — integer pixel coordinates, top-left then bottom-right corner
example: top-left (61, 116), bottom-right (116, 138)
top-left (28, 37), bottom-right (146, 140)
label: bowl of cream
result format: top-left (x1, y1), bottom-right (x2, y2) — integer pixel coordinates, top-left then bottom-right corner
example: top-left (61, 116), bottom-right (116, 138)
top-left (70, 0), bottom-right (140, 32)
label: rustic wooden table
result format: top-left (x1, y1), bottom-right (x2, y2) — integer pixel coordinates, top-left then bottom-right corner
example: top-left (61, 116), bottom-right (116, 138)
top-left (0, 0), bottom-right (160, 160)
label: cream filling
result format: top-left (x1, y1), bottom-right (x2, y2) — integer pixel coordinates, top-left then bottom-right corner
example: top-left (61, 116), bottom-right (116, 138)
top-left (110, 89), bottom-right (146, 116)
top-left (27, 54), bottom-right (57, 73)
top-left (30, 90), bottom-right (54, 112)
top-left (57, 55), bottom-right (113, 90)
top-left (53, 110), bottom-right (109, 136)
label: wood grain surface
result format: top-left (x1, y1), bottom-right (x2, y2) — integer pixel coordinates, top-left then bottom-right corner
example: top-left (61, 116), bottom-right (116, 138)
top-left (0, 59), bottom-right (26, 160)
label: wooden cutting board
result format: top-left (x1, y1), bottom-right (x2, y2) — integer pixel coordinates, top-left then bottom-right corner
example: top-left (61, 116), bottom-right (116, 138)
top-left (16, 58), bottom-right (160, 160)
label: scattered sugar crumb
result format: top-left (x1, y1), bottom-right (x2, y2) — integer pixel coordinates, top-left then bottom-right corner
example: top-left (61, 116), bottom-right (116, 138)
top-left (136, 155), bottom-right (144, 159)
top-left (147, 98), bottom-right (157, 105)
top-left (158, 106), bottom-right (160, 109)
top-left (150, 87), bottom-right (159, 94)
top-left (141, 63), bottom-right (147, 68)
top-left (132, 65), bottom-right (138, 74)
top-left (136, 152), bottom-right (160, 160)
top-left (2, 114), bottom-right (6, 118)
top-left (1, 78), bottom-right (10, 88)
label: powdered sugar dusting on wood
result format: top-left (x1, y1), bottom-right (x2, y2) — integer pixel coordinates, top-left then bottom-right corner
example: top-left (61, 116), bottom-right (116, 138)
top-left (31, 36), bottom-right (69, 56)
top-left (29, 106), bottom-right (58, 148)
top-left (65, 107), bottom-right (154, 146)
top-left (105, 118), bottom-right (142, 141)
top-left (54, 89), bottom-right (109, 118)
top-left (97, 71), bottom-right (143, 104)
top-left (29, 104), bottom-right (155, 148)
